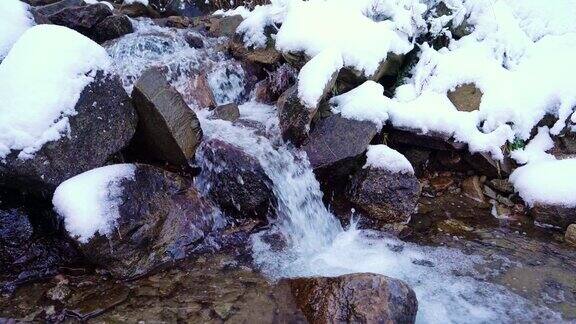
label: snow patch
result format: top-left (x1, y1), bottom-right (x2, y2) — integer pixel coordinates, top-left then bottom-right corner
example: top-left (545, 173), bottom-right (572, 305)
top-left (364, 145), bottom-right (414, 174)
top-left (0, 25), bottom-right (111, 159)
top-left (297, 48), bottom-right (342, 108)
top-left (0, 0), bottom-right (35, 60)
top-left (53, 164), bottom-right (137, 243)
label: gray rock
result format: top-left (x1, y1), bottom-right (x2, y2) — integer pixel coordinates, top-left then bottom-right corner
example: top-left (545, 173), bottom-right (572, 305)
top-left (209, 15), bottom-right (243, 37)
top-left (0, 72), bottom-right (137, 197)
top-left (78, 164), bottom-right (222, 279)
top-left (93, 15), bottom-right (134, 43)
top-left (212, 103), bottom-right (240, 122)
top-left (303, 114), bottom-right (378, 169)
top-left (131, 67), bottom-right (203, 167)
top-left (287, 273), bottom-right (418, 324)
top-left (197, 139), bottom-right (276, 220)
top-left (348, 168), bottom-right (420, 224)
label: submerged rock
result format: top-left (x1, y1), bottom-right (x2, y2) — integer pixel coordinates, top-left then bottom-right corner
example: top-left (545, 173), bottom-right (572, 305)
top-left (76, 164), bottom-right (222, 279)
top-left (348, 168), bottom-right (420, 224)
top-left (130, 67), bottom-right (203, 168)
top-left (0, 73), bottom-right (137, 197)
top-left (198, 139), bottom-right (276, 220)
top-left (287, 273), bottom-right (418, 324)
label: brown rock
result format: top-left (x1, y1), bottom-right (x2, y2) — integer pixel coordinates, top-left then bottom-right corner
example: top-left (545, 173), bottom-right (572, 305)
top-left (277, 85), bottom-right (316, 146)
top-left (565, 224), bottom-right (576, 247)
top-left (349, 168), bottom-right (420, 224)
top-left (130, 67), bottom-right (203, 167)
top-left (447, 83), bottom-right (483, 112)
top-left (229, 37), bottom-right (281, 65)
top-left (185, 71), bottom-right (217, 109)
top-left (529, 204), bottom-right (576, 230)
top-left (464, 152), bottom-right (513, 178)
top-left (165, 15), bottom-right (192, 28)
top-left (488, 178), bottom-right (514, 194)
top-left (430, 176), bottom-right (454, 191)
top-left (212, 103), bottom-right (240, 122)
top-left (209, 15), bottom-right (243, 37)
top-left (461, 176), bottom-right (485, 203)
top-left (287, 273), bottom-right (418, 324)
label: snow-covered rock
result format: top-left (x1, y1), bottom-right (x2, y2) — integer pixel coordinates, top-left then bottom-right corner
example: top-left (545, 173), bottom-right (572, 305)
top-left (53, 164), bottom-right (224, 278)
top-left (0, 0), bottom-right (35, 60)
top-left (0, 25), bottom-right (137, 196)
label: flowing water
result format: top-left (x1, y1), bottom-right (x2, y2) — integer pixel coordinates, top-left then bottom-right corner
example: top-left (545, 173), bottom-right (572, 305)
top-left (106, 19), bottom-right (567, 323)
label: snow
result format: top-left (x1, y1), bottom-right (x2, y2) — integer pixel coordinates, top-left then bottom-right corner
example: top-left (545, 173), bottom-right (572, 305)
top-left (123, 0), bottom-right (149, 5)
top-left (84, 0), bottom-right (115, 10)
top-left (297, 48), bottom-right (342, 108)
top-left (0, 25), bottom-right (111, 159)
top-left (53, 164), bottom-right (136, 243)
top-left (510, 159), bottom-right (576, 208)
top-left (510, 127), bottom-right (555, 165)
top-left (364, 145), bottom-right (414, 174)
top-left (330, 81), bottom-right (389, 129)
top-left (0, 0), bottom-right (35, 60)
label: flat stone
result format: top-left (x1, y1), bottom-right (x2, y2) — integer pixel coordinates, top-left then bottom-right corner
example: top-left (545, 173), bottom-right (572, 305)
top-left (212, 103), bottom-right (240, 122)
top-left (447, 83), bottom-right (483, 112)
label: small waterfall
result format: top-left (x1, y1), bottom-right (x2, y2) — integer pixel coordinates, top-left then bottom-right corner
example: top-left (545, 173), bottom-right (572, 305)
top-left (106, 21), bottom-right (562, 324)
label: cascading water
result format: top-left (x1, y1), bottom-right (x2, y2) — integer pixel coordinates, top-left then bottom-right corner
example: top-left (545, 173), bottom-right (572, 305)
top-left (106, 19), bottom-right (563, 324)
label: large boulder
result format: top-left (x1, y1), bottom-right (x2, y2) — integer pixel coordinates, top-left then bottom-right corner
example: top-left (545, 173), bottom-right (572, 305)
top-left (447, 83), bottom-right (483, 112)
top-left (197, 139), bottom-right (276, 220)
top-left (46, 3), bottom-right (112, 38)
top-left (287, 273), bottom-right (418, 324)
top-left (0, 208), bottom-right (79, 294)
top-left (33, 0), bottom-right (85, 16)
top-left (303, 114), bottom-right (378, 170)
top-left (277, 85), bottom-right (320, 146)
top-left (0, 73), bottom-right (137, 197)
top-left (92, 14), bottom-right (133, 43)
top-left (130, 67), bottom-right (203, 168)
top-left (529, 204), bottom-right (576, 230)
top-left (54, 164), bottom-right (222, 279)
top-left (348, 168), bottom-right (420, 224)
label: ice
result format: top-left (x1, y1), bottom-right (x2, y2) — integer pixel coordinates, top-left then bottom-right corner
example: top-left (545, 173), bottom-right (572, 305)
top-left (53, 164), bottom-right (136, 243)
top-left (0, 25), bottom-right (110, 159)
top-left (364, 145), bottom-right (414, 174)
top-left (0, 0), bottom-right (34, 60)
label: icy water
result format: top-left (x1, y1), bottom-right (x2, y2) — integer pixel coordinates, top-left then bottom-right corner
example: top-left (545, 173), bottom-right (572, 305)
top-left (105, 19), bottom-right (568, 323)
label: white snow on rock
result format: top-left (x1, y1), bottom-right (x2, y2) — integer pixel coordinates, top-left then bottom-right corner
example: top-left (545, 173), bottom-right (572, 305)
top-left (297, 48), bottom-right (342, 108)
top-left (0, 0), bottom-right (35, 60)
top-left (123, 0), bottom-right (149, 5)
top-left (53, 164), bottom-right (137, 243)
top-left (84, 0), bottom-right (115, 10)
top-left (510, 159), bottom-right (576, 208)
top-left (510, 127), bottom-right (555, 165)
top-left (0, 24), bottom-right (111, 159)
top-left (364, 145), bottom-right (414, 175)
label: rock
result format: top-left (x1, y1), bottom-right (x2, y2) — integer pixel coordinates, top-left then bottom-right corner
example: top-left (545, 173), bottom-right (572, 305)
top-left (447, 83), bottom-right (483, 112)
top-left (338, 52), bottom-right (404, 87)
top-left (254, 64), bottom-right (298, 104)
top-left (184, 33), bottom-right (204, 49)
top-left (229, 37), bottom-right (282, 65)
top-left (349, 168), bottom-right (420, 224)
top-left (0, 72), bottom-right (137, 197)
top-left (387, 127), bottom-right (466, 151)
top-left (92, 15), bottom-right (133, 43)
top-left (33, 0), bottom-right (85, 16)
top-left (23, 0), bottom-right (62, 6)
top-left (197, 139), bottom-right (275, 220)
top-left (461, 176), bottom-right (485, 203)
top-left (488, 178), bottom-right (514, 194)
top-left (209, 15), bottom-right (243, 37)
top-left (287, 273), bottom-right (418, 324)
top-left (78, 164), bottom-right (221, 279)
top-left (185, 71), bottom-right (217, 109)
top-left (212, 103), bottom-right (240, 122)
top-left (165, 15), bottom-right (192, 28)
top-left (277, 85), bottom-right (317, 146)
top-left (304, 114), bottom-right (378, 170)
top-left (402, 148), bottom-right (431, 176)
top-left (429, 175), bottom-right (454, 191)
top-left (529, 204), bottom-right (576, 230)
top-left (130, 67), bottom-right (203, 167)
top-left (118, 2), bottom-right (160, 18)
top-left (0, 208), bottom-right (79, 293)
top-left (464, 152), bottom-right (513, 178)
top-left (47, 3), bottom-right (113, 41)
top-left (566, 224), bottom-right (576, 247)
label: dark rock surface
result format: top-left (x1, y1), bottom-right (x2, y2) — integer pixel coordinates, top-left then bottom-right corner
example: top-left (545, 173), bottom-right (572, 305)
top-left (0, 72), bottom-right (137, 197)
top-left (0, 208), bottom-right (79, 294)
top-left (33, 0), bottom-right (85, 17)
top-left (277, 85), bottom-right (318, 146)
top-left (47, 3), bottom-right (112, 38)
top-left (77, 164), bottom-right (222, 279)
top-left (287, 273), bottom-right (418, 324)
top-left (529, 204), bottom-right (576, 230)
top-left (92, 14), bottom-right (134, 43)
top-left (130, 67), bottom-right (203, 168)
top-left (349, 168), bottom-right (420, 224)
top-left (212, 103), bottom-right (240, 122)
top-left (198, 139), bottom-right (275, 220)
